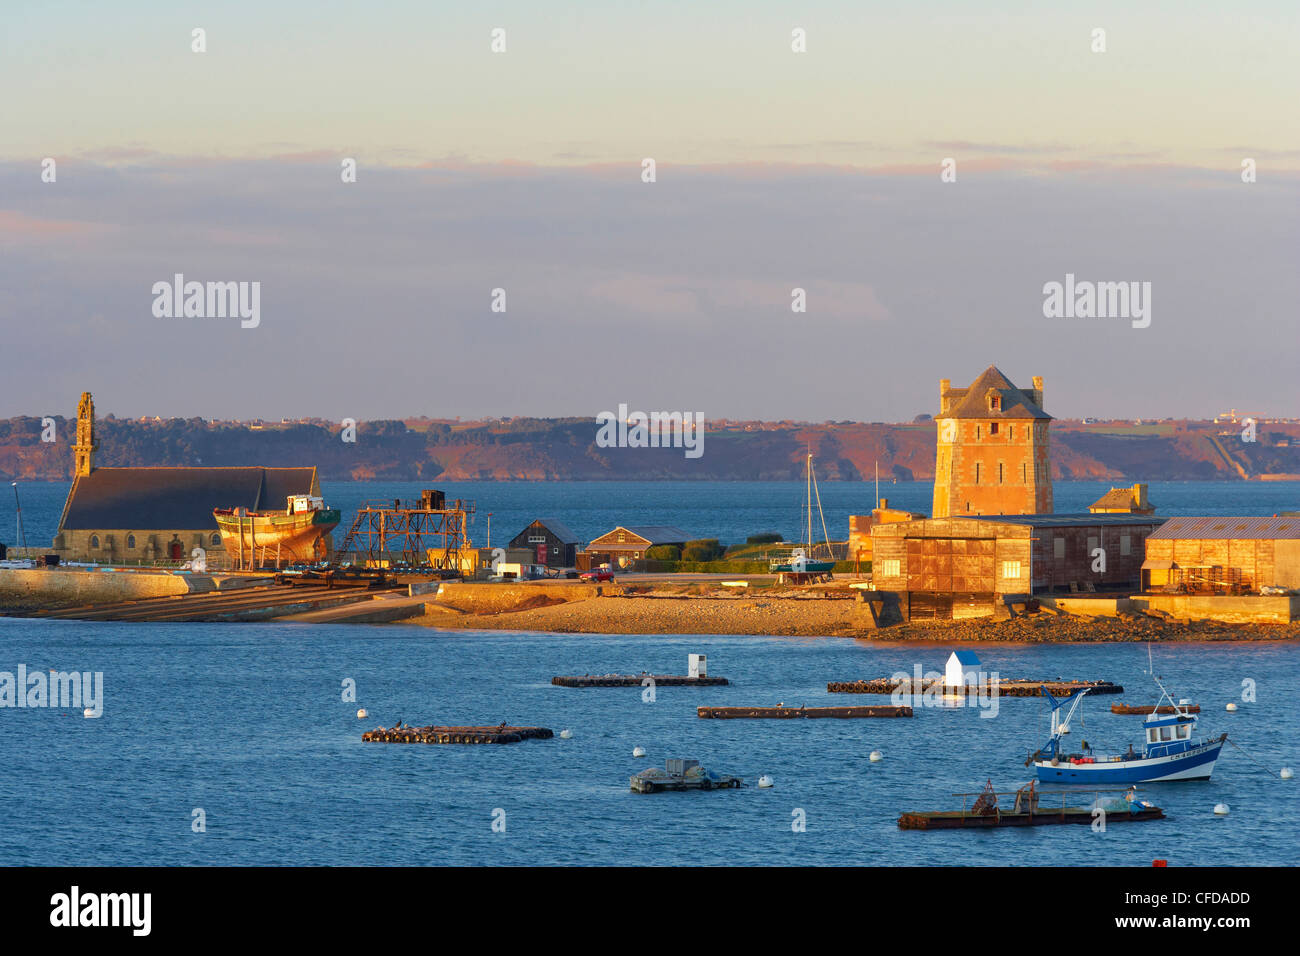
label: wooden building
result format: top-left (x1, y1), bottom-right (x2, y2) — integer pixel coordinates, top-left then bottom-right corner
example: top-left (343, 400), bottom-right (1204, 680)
top-left (847, 498), bottom-right (926, 567)
top-left (507, 518), bottom-right (581, 568)
top-left (870, 514), bottom-right (1163, 619)
top-left (1142, 516), bottom-right (1300, 593)
top-left (932, 366), bottom-right (1053, 518)
top-left (584, 525), bottom-right (690, 570)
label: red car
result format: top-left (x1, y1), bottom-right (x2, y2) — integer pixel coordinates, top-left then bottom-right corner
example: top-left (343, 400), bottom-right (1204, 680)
top-left (580, 569), bottom-right (615, 583)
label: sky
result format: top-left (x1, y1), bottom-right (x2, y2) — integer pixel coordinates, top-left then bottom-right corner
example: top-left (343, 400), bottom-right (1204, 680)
top-left (1, 1), bottom-right (1297, 422)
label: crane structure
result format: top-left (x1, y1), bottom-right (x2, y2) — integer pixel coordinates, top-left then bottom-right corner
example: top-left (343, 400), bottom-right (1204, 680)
top-left (334, 489), bottom-right (474, 570)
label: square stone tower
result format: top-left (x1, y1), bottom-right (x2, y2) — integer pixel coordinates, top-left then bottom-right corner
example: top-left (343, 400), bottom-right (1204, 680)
top-left (932, 366), bottom-right (1052, 517)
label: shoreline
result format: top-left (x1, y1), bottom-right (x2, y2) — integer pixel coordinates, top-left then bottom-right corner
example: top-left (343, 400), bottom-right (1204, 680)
top-left (418, 591), bottom-right (1300, 642)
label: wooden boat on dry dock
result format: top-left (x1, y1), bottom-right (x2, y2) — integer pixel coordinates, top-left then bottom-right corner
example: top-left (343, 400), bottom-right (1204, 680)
top-left (553, 674), bottom-right (728, 687)
top-left (698, 704), bottom-right (911, 719)
top-left (898, 780), bottom-right (1165, 830)
top-left (630, 758), bottom-right (743, 793)
top-left (829, 678), bottom-right (1122, 697)
top-left (362, 723), bottom-right (553, 745)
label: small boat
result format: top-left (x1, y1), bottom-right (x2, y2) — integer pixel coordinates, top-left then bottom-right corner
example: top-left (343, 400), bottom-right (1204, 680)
top-left (770, 454), bottom-right (836, 574)
top-left (899, 779), bottom-right (1164, 829)
top-left (214, 494), bottom-right (341, 568)
top-left (1112, 701), bottom-right (1200, 715)
top-left (630, 758), bottom-right (742, 793)
top-left (1027, 679), bottom-right (1225, 783)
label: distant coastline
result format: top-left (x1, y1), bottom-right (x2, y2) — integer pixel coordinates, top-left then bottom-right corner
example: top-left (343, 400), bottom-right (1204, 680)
top-left (2, 416), bottom-right (1298, 483)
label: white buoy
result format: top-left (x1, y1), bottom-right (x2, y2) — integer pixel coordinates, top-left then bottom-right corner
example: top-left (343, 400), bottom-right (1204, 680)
top-left (559, 729), bottom-right (573, 739)
top-left (632, 746), bottom-right (646, 758)
top-left (1214, 803), bottom-right (1230, 815)
top-left (1226, 703), bottom-right (1238, 712)
top-left (757, 775), bottom-right (774, 788)
top-left (83, 708), bottom-right (97, 719)
top-left (356, 708), bottom-right (368, 719)
top-left (1281, 767), bottom-right (1294, 780)
top-left (869, 750), bottom-right (883, 762)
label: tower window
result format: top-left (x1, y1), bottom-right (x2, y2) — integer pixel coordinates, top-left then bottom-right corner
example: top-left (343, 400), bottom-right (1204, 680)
top-left (975, 425), bottom-right (981, 440)
top-left (989, 394), bottom-right (1001, 411)
top-left (974, 462), bottom-right (981, 484)
top-left (998, 462), bottom-right (1004, 484)
top-left (990, 422), bottom-right (999, 435)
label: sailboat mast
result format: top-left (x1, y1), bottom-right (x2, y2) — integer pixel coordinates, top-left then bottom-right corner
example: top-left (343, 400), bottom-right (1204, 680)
top-left (806, 453), bottom-right (813, 550)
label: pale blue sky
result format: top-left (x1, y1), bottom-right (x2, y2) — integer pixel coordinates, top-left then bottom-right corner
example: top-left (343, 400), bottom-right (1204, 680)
top-left (1, 2), bottom-right (1296, 421)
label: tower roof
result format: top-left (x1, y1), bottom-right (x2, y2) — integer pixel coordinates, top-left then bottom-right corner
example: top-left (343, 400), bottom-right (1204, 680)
top-left (941, 365), bottom-right (1050, 420)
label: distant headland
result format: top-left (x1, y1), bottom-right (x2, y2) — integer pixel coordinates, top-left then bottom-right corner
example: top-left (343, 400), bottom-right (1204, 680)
top-left (1, 413), bottom-right (1297, 483)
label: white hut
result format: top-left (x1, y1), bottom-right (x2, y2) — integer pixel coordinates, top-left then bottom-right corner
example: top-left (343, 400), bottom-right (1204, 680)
top-left (944, 650), bottom-right (981, 688)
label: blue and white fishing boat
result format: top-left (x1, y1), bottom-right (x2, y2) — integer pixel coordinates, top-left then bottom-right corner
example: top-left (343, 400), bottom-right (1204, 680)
top-left (1027, 678), bottom-right (1226, 784)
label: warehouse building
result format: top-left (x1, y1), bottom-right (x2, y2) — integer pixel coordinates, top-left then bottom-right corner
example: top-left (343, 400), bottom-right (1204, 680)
top-left (1142, 516), bottom-right (1300, 593)
top-left (871, 513), bottom-right (1163, 619)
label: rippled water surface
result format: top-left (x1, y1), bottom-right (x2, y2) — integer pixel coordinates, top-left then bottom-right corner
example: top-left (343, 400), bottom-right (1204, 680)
top-left (1, 619), bottom-right (1294, 865)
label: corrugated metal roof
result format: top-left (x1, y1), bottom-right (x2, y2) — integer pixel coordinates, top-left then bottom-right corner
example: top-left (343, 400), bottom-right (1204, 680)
top-left (1146, 516), bottom-right (1300, 540)
top-left (966, 513), bottom-right (1163, 528)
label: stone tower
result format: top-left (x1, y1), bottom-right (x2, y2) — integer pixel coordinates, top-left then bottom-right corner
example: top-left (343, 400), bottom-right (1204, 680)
top-left (73, 391), bottom-right (97, 477)
top-left (932, 367), bottom-right (1052, 517)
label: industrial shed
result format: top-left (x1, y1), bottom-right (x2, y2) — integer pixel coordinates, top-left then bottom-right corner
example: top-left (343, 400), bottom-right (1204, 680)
top-left (870, 513), bottom-right (1163, 619)
top-left (1142, 516), bottom-right (1300, 593)
top-left (507, 518), bottom-right (581, 568)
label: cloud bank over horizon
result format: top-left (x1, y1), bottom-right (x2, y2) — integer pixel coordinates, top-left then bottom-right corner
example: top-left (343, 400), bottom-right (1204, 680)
top-left (2, 157), bottom-right (1295, 423)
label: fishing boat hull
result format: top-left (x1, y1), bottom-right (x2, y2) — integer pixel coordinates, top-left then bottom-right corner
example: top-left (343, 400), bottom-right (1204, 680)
top-left (214, 507), bottom-right (340, 564)
top-left (1034, 737), bottom-right (1225, 784)
top-left (769, 560), bottom-right (836, 573)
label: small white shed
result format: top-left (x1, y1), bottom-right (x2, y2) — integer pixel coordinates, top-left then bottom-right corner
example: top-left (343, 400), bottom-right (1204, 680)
top-left (944, 650), bottom-right (981, 688)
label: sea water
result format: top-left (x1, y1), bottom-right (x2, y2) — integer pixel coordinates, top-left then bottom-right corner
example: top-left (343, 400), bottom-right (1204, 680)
top-left (0, 619), bottom-right (1294, 866)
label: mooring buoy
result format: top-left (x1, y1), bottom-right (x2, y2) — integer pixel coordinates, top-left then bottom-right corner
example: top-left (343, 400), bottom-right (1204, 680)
top-left (632, 746), bottom-right (646, 758)
top-left (757, 775), bottom-right (774, 788)
top-left (1226, 702), bottom-right (1238, 712)
top-left (869, 750), bottom-right (884, 762)
top-left (1213, 803), bottom-right (1230, 815)
top-left (356, 708), bottom-right (368, 719)
top-left (559, 729), bottom-right (573, 739)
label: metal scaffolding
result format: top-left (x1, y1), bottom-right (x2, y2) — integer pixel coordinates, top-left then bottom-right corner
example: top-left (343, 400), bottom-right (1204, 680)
top-left (334, 490), bottom-right (474, 569)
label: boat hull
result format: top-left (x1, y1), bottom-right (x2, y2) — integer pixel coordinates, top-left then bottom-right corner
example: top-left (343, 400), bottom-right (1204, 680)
top-left (770, 560), bottom-right (836, 573)
top-left (214, 508), bottom-right (340, 564)
top-left (1034, 738), bottom-right (1224, 784)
